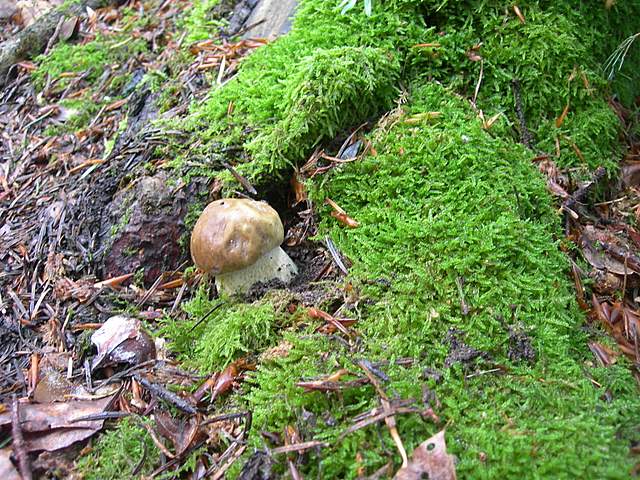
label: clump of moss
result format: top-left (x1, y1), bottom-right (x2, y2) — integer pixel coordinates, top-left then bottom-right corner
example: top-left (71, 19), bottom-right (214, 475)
top-left (238, 82), bottom-right (640, 478)
top-left (173, 0), bottom-right (427, 183)
top-left (161, 284), bottom-right (292, 371)
top-left (246, 46), bottom-right (400, 171)
top-left (75, 417), bottom-right (159, 479)
top-left (180, 0), bottom-right (223, 44)
top-left (406, 0), bottom-right (640, 172)
top-left (32, 33), bottom-right (146, 90)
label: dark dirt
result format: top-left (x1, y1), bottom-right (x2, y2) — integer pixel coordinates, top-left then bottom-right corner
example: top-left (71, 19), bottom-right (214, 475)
top-left (238, 450), bottom-right (273, 480)
top-left (444, 328), bottom-right (489, 368)
top-left (244, 239), bottom-right (343, 305)
top-left (507, 324), bottom-right (536, 363)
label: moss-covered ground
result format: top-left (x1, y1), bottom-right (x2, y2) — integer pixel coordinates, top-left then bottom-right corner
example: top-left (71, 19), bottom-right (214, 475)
top-left (32, 0), bottom-right (639, 477)
top-left (164, 0), bottom-right (640, 477)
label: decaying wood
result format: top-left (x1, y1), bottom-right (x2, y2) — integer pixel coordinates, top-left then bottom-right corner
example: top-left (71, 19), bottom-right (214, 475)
top-left (0, 0), bottom-right (120, 86)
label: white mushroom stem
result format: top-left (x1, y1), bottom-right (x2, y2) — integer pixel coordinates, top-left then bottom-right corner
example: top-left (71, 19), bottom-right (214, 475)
top-left (215, 246), bottom-right (298, 295)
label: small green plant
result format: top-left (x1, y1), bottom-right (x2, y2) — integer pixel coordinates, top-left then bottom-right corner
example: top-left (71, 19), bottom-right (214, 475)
top-left (338, 0), bottom-right (372, 16)
top-left (604, 32), bottom-right (639, 80)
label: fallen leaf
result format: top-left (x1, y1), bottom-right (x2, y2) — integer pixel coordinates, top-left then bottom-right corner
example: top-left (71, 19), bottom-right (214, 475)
top-left (0, 396), bottom-right (114, 453)
top-left (155, 412), bottom-right (204, 456)
top-left (59, 15), bottom-right (79, 41)
top-left (0, 448), bottom-right (19, 480)
top-left (621, 162), bottom-right (640, 188)
top-left (91, 315), bottom-right (156, 370)
top-left (588, 342), bottom-right (619, 367)
top-left (394, 430), bottom-right (457, 480)
top-left (580, 226), bottom-right (639, 275)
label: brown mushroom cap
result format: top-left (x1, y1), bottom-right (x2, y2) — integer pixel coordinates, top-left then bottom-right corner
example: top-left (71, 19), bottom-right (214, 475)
top-left (190, 198), bottom-right (284, 274)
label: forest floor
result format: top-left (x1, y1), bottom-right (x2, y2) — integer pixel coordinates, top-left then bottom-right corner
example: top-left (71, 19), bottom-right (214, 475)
top-left (1, 0), bottom-right (639, 479)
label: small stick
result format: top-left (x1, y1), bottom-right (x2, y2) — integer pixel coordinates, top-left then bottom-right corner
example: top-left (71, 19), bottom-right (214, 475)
top-left (139, 421), bottom-right (175, 459)
top-left (472, 59), bottom-right (484, 106)
top-left (271, 441), bottom-right (328, 455)
top-left (357, 361), bottom-right (409, 467)
top-left (11, 395), bottom-right (32, 480)
top-left (325, 236), bottom-right (349, 275)
top-left (134, 375), bottom-right (197, 414)
top-left (209, 444), bottom-right (248, 480)
top-left (221, 161), bottom-right (257, 195)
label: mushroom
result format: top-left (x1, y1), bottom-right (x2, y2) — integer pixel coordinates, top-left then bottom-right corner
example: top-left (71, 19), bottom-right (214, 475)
top-left (190, 198), bottom-right (298, 294)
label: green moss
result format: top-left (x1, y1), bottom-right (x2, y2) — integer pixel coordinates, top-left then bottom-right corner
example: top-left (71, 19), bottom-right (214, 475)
top-left (170, 0), bottom-right (639, 192)
top-left (161, 284), bottom-right (292, 371)
top-left (75, 417), bottom-right (159, 479)
top-left (149, 0), bottom-right (640, 477)
top-left (246, 46), bottom-right (400, 173)
top-left (180, 0), bottom-right (223, 44)
top-left (230, 82), bottom-right (639, 478)
top-left (32, 34), bottom-right (146, 91)
top-left (170, 0), bottom-right (427, 183)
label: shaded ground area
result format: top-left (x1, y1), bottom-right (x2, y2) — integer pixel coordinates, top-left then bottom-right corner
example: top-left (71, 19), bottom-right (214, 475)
top-left (1, 0), bottom-right (639, 478)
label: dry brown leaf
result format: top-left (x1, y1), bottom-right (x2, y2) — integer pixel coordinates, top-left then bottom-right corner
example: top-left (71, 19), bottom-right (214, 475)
top-left (0, 396), bottom-right (114, 452)
top-left (59, 15), bottom-right (79, 41)
top-left (91, 315), bottom-right (156, 370)
top-left (155, 412), bottom-right (204, 456)
top-left (394, 430), bottom-right (457, 480)
top-left (580, 226), bottom-right (637, 275)
top-left (0, 448), bottom-right (19, 480)
top-left (588, 342), bottom-right (620, 367)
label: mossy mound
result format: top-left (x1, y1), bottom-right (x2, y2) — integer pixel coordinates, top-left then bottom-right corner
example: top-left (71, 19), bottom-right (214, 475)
top-left (166, 0), bottom-right (640, 478)
top-left (172, 0), bottom-right (639, 187)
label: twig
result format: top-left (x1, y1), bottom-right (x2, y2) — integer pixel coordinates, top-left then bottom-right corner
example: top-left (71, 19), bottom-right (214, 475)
top-left (356, 361), bottom-right (409, 467)
top-left (338, 406), bottom-right (421, 440)
top-left (189, 301), bottom-right (224, 332)
top-left (139, 420), bottom-right (175, 459)
top-left (472, 59), bottom-right (484, 106)
top-left (69, 411), bottom-right (132, 423)
top-left (11, 395), bottom-right (32, 480)
top-left (511, 79), bottom-right (534, 149)
top-left (131, 442), bottom-right (148, 476)
top-left (134, 374), bottom-right (197, 414)
top-left (270, 441), bottom-right (328, 455)
top-left (325, 236), bottom-right (349, 275)
top-left (221, 161), bottom-right (257, 195)
top-left (210, 444), bottom-right (248, 480)
top-left (201, 411), bottom-right (250, 426)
